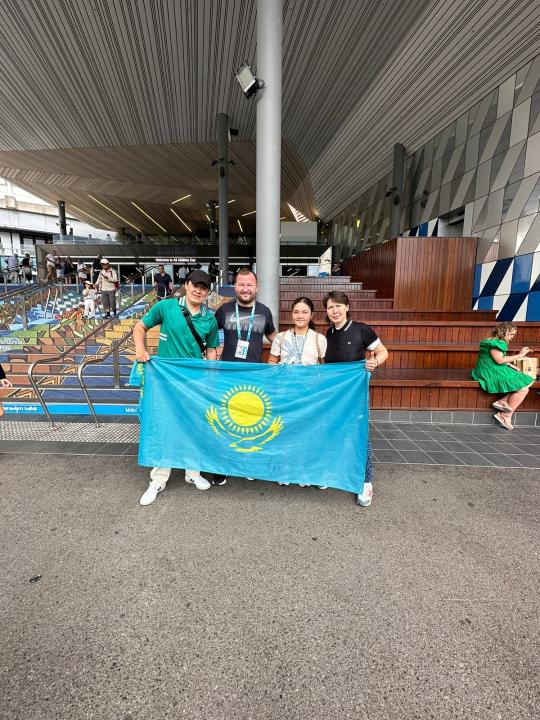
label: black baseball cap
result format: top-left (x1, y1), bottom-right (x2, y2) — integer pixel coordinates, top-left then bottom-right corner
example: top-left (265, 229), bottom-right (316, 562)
top-left (186, 269), bottom-right (211, 288)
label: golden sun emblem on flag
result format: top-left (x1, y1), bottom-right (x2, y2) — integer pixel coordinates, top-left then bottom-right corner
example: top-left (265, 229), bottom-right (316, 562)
top-left (205, 384), bottom-right (284, 453)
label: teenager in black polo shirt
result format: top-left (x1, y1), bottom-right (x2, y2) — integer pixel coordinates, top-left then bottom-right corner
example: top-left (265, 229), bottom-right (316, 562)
top-left (324, 291), bottom-right (389, 507)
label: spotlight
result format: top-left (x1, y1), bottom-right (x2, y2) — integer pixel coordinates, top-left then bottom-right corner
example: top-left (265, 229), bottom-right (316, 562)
top-left (235, 62), bottom-right (263, 99)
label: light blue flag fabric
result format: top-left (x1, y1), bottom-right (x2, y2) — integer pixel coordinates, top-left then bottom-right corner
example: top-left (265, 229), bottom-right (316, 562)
top-left (138, 358), bottom-right (369, 494)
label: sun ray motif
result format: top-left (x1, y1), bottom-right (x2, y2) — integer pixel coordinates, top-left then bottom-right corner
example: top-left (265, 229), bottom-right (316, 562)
top-left (207, 384), bottom-right (283, 453)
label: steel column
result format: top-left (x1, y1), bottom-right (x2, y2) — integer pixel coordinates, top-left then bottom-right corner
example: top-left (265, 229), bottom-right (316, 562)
top-left (256, 0), bottom-right (282, 324)
top-left (217, 113), bottom-right (230, 282)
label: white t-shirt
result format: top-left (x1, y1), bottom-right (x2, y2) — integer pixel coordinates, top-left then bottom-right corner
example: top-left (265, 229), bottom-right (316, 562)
top-left (46, 253), bottom-right (56, 267)
top-left (270, 328), bottom-right (327, 365)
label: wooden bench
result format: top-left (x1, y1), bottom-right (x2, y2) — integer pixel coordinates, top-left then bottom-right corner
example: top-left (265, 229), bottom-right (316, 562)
top-left (369, 368), bottom-right (540, 411)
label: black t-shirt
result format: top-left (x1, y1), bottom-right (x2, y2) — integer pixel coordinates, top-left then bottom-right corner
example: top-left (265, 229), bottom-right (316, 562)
top-left (155, 273), bottom-right (172, 296)
top-left (21, 257), bottom-right (31, 268)
top-left (325, 320), bottom-right (379, 363)
top-left (214, 300), bottom-right (276, 363)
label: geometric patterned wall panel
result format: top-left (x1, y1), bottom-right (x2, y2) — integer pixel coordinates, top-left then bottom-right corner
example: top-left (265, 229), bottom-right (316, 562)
top-left (331, 54), bottom-right (540, 280)
top-left (472, 250), bottom-right (540, 320)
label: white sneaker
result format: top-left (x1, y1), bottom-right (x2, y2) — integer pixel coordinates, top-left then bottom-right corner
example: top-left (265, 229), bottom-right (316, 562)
top-left (278, 482), bottom-right (289, 486)
top-left (140, 467), bottom-right (171, 505)
top-left (356, 482), bottom-right (373, 507)
top-left (185, 470), bottom-right (211, 490)
top-left (140, 480), bottom-right (164, 505)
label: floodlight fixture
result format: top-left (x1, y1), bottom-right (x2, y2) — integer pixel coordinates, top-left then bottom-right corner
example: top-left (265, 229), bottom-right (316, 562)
top-left (235, 62), bottom-right (263, 99)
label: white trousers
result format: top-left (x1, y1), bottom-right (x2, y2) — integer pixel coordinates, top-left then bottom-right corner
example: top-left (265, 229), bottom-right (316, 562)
top-left (84, 298), bottom-right (95, 318)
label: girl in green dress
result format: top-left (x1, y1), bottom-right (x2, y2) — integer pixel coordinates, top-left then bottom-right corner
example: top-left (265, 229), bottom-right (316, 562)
top-left (471, 322), bottom-right (534, 430)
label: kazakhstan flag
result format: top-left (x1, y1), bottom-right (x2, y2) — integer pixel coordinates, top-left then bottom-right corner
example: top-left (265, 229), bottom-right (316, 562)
top-left (138, 358), bottom-right (369, 494)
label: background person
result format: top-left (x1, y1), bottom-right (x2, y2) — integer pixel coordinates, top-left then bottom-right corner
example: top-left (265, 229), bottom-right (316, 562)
top-left (471, 322), bottom-right (534, 430)
top-left (324, 290), bottom-right (388, 507)
top-left (21, 253), bottom-right (33, 283)
top-left (0, 363), bottom-right (13, 418)
top-left (95, 258), bottom-right (118, 318)
top-left (133, 270), bottom-right (219, 504)
top-left (7, 252), bottom-right (19, 283)
top-left (45, 250), bottom-right (57, 281)
top-left (92, 253), bottom-right (103, 283)
top-left (154, 264), bottom-right (173, 300)
top-left (82, 281), bottom-right (97, 319)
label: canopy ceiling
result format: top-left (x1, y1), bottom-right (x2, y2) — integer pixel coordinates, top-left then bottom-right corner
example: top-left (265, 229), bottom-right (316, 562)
top-left (0, 0), bottom-right (538, 234)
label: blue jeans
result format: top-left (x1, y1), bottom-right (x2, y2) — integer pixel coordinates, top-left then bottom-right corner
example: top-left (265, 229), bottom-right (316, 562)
top-left (365, 439), bottom-right (374, 484)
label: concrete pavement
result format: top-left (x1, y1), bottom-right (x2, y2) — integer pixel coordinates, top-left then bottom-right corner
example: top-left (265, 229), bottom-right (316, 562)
top-left (1, 454), bottom-right (538, 719)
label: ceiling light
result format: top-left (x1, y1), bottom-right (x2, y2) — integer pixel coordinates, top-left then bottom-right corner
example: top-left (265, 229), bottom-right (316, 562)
top-left (241, 210), bottom-right (256, 217)
top-left (131, 201), bottom-right (167, 233)
top-left (215, 199), bottom-right (236, 209)
top-left (170, 208), bottom-right (192, 232)
top-left (237, 220), bottom-right (243, 233)
top-left (205, 214), bottom-right (211, 222)
top-left (235, 63), bottom-right (263, 99)
top-left (172, 193), bottom-right (192, 204)
top-left (88, 195), bottom-right (141, 231)
top-left (280, 216), bottom-right (286, 220)
top-left (70, 205), bottom-right (113, 230)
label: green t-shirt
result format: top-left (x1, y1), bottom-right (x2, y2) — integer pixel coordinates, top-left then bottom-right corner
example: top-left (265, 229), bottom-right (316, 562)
top-left (141, 299), bottom-right (219, 359)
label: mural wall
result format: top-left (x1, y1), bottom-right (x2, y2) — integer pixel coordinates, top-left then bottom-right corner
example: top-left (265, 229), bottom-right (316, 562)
top-left (331, 54), bottom-right (540, 319)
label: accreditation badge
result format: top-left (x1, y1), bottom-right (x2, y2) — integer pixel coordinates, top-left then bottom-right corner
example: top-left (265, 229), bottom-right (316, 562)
top-left (235, 339), bottom-right (250, 359)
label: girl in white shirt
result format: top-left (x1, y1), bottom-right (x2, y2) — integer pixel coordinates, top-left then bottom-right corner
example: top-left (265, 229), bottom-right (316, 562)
top-left (268, 296), bottom-right (327, 366)
top-left (268, 297), bottom-right (328, 488)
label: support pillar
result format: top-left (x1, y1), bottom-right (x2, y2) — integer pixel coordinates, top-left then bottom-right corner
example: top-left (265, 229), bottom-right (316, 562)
top-left (390, 143), bottom-right (406, 239)
top-left (217, 113), bottom-right (230, 283)
top-left (207, 201), bottom-right (218, 270)
top-left (58, 200), bottom-right (67, 239)
top-left (256, 0), bottom-right (282, 324)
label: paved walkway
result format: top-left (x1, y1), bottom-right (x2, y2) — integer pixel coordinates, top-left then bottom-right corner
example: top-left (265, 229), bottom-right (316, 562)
top-left (1, 454), bottom-right (539, 719)
top-left (1, 419), bottom-right (539, 468)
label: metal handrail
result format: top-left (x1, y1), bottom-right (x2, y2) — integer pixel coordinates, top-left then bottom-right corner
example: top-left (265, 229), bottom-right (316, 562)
top-left (77, 305), bottom-right (155, 426)
top-left (0, 271), bottom-right (80, 302)
top-left (26, 265), bottom-right (162, 425)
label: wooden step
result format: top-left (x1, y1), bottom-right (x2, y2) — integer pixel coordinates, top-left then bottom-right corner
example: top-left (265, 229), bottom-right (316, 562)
top-left (299, 321), bottom-right (540, 344)
top-left (280, 298), bottom-right (393, 309)
top-left (297, 310), bottom-right (499, 322)
top-left (279, 276), bottom-right (353, 283)
top-left (369, 368), bottom-right (540, 410)
top-left (279, 282), bottom-right (367, 292)
top-left (280, 289), bottom-right (377, 299)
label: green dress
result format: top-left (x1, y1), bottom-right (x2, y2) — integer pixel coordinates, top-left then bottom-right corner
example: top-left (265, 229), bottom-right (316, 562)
top-left (471, 338), bottom-right (532, 393)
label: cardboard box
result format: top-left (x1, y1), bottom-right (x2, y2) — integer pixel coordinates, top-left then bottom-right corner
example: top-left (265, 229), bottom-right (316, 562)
top-left (518, 357), bottom-right (538, 379)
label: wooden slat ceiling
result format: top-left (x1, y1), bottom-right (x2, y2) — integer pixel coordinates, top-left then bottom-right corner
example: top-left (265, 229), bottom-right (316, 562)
top-left (0, 0), bottom-right (538, 232)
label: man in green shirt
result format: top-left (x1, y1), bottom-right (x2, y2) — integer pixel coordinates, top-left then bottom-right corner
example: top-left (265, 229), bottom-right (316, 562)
top-left (133, 270), bottom-right (219, 505)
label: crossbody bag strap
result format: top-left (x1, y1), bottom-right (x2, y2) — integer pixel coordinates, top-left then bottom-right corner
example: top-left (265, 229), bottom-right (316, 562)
top-left (181, 306), bottom-right (206, 356)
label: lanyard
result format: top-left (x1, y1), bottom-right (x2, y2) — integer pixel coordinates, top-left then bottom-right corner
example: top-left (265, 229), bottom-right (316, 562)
top-left (291, 330), bottom-right (307, 364)
top-left (235, 303), bottom-right (256, 341)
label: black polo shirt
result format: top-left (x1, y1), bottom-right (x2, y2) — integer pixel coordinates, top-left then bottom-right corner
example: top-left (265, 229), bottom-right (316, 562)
top-left (325, 320), bottom-right (380, 363)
